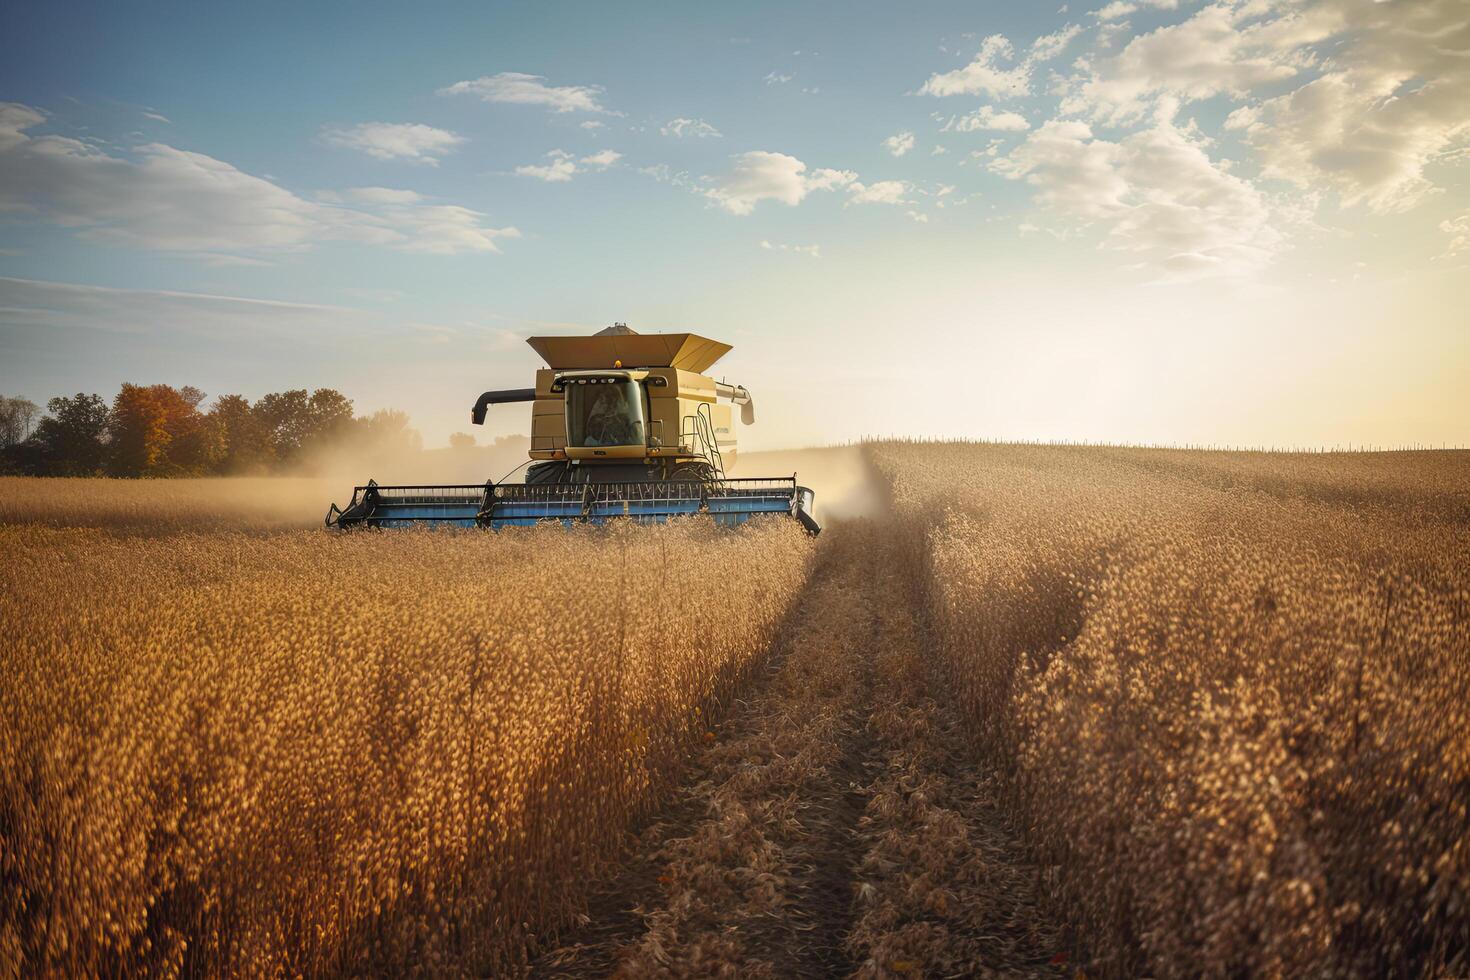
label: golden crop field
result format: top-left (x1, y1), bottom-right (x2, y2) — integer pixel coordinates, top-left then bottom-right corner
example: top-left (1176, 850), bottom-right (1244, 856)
top-left (1, 446), bottom-right (1467, 978)
top-left (0, 510), bottom-right (813, 976)
top-left (869, 442), bottom-right (1470, 977)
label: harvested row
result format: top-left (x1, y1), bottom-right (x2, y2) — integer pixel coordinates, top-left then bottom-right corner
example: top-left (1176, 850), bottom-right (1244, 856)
top-left (541, 520), bottom-right (1069, 978)
top-left (870, 442), bottom-right (1470, 977)
top-left (846, 539), bottom-right (1064, 978)
top-left (0, 519), bottom-right (814, 977)
top-left (541, 522), bottom-right (879, 976)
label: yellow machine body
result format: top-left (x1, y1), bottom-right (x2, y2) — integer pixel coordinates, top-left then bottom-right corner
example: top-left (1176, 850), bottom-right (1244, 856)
top-left (326, 325), bottom-right (821, 533)
top-left (520, 330), bottom-right (745, 479)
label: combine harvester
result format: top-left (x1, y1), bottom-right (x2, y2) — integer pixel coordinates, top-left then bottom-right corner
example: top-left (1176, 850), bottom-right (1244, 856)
top-left (326, 325), bottom-right (820, 533)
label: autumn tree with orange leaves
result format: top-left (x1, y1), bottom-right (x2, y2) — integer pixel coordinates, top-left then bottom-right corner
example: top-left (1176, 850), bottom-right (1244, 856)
top-left (107, 384), bottom-right (224, 476)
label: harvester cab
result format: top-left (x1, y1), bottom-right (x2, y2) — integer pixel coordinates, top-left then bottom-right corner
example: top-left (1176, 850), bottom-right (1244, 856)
top-left (326, 325), bottom-right (820, 533)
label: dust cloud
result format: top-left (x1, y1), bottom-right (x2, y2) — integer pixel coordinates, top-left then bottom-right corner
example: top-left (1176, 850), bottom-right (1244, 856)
top-left (0, 441), bottom-right (879, 532)
top-left (314, 439), bottom-right (883, 527)
top-left (733, 446), bottom-right (882, 525)
top-left (303, 436), bottom-right (534, 487)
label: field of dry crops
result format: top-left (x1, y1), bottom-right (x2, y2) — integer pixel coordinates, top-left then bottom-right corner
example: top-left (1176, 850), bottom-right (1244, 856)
top-left (871, 442), bottom-right (1470, 978)
top-left (0, 512), bottom-right (812, 975)
top-left (2, 445), bottom-right (1467, 978)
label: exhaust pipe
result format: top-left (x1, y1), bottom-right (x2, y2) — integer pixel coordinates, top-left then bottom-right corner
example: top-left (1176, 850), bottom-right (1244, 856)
top-left (471, 388), bottom-right (536, 425)
top-left (715, 382), bottom-right (755, 425)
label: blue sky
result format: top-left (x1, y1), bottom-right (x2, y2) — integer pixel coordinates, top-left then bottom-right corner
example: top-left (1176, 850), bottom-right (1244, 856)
top-left (2, 0), bottom-right (1467, 450)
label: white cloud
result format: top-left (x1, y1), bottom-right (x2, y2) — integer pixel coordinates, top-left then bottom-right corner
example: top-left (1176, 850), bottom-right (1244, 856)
top-left (514, 148), bottom-right (621, 182)
top-left (322, 122), bottom-right (465, 164)
top-left (579, 120), bottom-right (606, 131)
top-left (847, 180), bottom-right (911, 206)
top-left (760, 239), bottom-right (821, 257)
top-left (705, 151), bottom-right (855, 215)
top-left (438, 72), bottom-right (610, 113)
top-left (0, 104), bottom-right (517, 255)
top-left (1224, 0), bottom-right (1470, 213)
top-left (141, 111), bottom-right (171, 124)
top-left (1440, 211), bottom-right (1470, 259)
top-left (1030, 24), bottom-right (1083, 61)
top-left (1040, 0), bottom-right (1469, 225)
top-left (907, 211), bottom-right (930, 223)
top-left (884, 131), bottom-right (916, 156)
top-left (940, 106), bottom-right (1031, 133)
top-left (1096, 0), bottom-right (1178, 18)
top-left (992, 118), bottom-right (1281, 278)
top-left (342, 186), bottom-right (424, 205)
top-left (0, 275), bottom-right (376, 348)
top-left (581, 149), bottom-right (621, 168)
top-left (193, 253), bottom-right (272, 268)
top-left (661, 117), bottom-right (722, 139)
top-left (764, 71), bottom-right (794, 85)
top-left (931, 144), bottom-right (948, 155)
top-left (920, 34), bottom-right (1031, 98)
top-left (515, 150), bottom-right (578, 182)
top-left (1062, 3), bottom-right (1331, 123)
top-left (803, 167), bottom-right (860, 193)
top-left (368, 201), bottom-right (521, 255)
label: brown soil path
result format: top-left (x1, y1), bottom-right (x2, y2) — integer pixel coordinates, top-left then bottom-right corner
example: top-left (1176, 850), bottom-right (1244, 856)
top-left (534, 520), bottom-right (1069, 978)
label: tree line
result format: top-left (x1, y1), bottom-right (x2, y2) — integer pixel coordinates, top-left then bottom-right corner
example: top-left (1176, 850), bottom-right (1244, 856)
top-left (0, 385), bottom-right (423, 477)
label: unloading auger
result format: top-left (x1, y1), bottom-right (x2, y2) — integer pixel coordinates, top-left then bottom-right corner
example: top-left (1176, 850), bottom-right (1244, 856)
top-left (325, 325), bottom-right (820, 533)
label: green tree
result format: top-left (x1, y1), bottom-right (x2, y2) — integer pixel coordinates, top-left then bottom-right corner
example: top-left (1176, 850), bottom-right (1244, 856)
top-left (31, 393), bottom-right (109, 475)
top-left (254, 389), bottom-right (312, 463)
top-left (254, 388), bottom-right (358, 466)
top-left (208, 394), bottom-right (275, 474)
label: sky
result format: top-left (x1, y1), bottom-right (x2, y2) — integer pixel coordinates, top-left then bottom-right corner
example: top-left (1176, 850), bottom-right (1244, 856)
top-left (1, 0), bottom-right (1467, 452)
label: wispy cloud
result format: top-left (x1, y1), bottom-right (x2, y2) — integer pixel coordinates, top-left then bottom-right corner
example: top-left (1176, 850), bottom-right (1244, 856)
top-left (939, 106), bottom-right (1030, 133)
top-left (438, 72), bottom-right (611, 113)
top-left (581, 149), bottom-right (622, 168)
top-left (991, 118), bottom-right (1280, 279)
top-left (1029, 23), bottom-right (1083, 61)
top-left (760, 240), bottom-right (821, 257)
top-left (919, 35), bottom-right (1031, 98)
top-left (705, 151), bottom-right (855, 215)
top-left (514, 148), bottom-right (622, 182)
top-left (883, 131), bottom-right (916, 156)
top-left (0, 104), bottom-right (517, 256)
top-left (515, 150), bottom-right (577, 182)
top-left (661, 117), bottom-right (722, 139)
top-left (321, 122), bottom-right (465, 165)
top-left (920, 24), bottom-right (1080, 100)
top-left (846, 180), bottom-right (911, 206)
top-left (1439, 211), bottom-right (1470, 259)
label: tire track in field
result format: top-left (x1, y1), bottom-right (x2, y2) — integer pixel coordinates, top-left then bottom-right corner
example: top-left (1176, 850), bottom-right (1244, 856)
top-left (845, 544), bottom-right (1068, 978)
top-left (534, 519), bottom-right (1070, 977)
